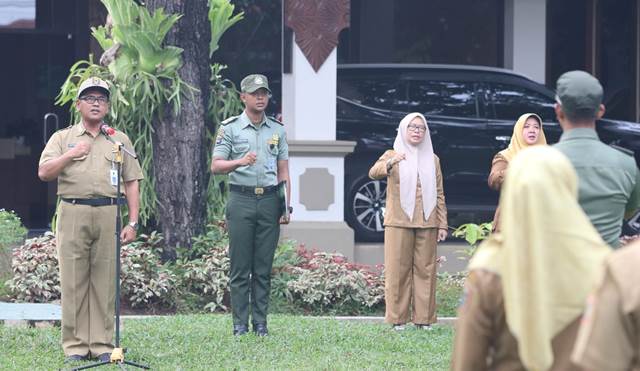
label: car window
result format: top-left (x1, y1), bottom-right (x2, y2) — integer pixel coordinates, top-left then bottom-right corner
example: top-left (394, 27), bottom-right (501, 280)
top-left (489, 83), bottom-right (556, 122)
top-left (337, 77), bottom-right (408, 118)
top-left (407, 81), bottom-right (478, 118)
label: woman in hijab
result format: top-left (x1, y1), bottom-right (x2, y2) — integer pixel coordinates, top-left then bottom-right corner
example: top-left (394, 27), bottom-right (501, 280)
top-left (451, 146), bottom-right (610, 371)
top-left (488, 113), bottom-right (546, 231)
top-left (369, 112), bottom-right (448, 331)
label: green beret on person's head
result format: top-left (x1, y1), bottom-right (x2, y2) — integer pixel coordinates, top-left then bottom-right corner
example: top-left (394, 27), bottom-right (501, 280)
top-left (555, 70), bottom-right (603, 121)
top-left (240, 74), bottom-right (271, 94)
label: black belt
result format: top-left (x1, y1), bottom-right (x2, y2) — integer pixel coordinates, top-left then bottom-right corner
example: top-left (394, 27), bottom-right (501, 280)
top-left (62, 197), bottom-right (125, 206)
top-left (229, 184), bottom-right (278, 195)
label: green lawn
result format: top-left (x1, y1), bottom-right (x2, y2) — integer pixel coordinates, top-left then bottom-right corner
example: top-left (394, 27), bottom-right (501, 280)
top-left (2, 314), bottom-right (455, 370)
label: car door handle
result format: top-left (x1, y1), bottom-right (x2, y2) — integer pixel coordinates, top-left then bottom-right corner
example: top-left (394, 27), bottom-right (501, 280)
top-left (44, 113), bottom-right (59, 144)
top-left (495, 135), bottom-right (510, 142)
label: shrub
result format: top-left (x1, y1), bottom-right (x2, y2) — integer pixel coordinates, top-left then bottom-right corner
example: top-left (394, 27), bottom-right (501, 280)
top-left (283, 248), bottom-right (385, 314)
top-left (120, 232), bottom-right (178, 309)
top-left (8, 231), bottom-right (177, 309)
top-left (7, 233), bottom-right (60, 303)
top-left (175, 224), bottom-right (230, 312)
top-left (0, 209), bottom-right (28, 278)
top-left (0, 209), bottom-right (27, 248)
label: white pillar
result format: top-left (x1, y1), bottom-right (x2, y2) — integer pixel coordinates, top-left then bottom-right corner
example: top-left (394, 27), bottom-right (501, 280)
top-left (281, 38), bottom-right (356, 259)
top-left (504, 0), bottom-right (547, 83)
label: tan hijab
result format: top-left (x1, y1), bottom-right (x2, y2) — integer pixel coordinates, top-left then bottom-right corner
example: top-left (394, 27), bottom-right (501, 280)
top-left (469, 146), bottom-right (610, 371)
top-left (393, 113), bottom-right (436, 221)
top-left (499, 113), bottom-right (547, 162)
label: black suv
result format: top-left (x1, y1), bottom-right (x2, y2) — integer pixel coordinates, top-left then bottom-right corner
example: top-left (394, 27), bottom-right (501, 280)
top-left (337, 64), bottom-right (640, 241)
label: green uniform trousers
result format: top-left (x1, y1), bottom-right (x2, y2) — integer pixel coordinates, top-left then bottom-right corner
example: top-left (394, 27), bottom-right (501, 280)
top-left (226, 190), bottom-right (281, 326)
top-left (57, 202), bottom-right (116, 357)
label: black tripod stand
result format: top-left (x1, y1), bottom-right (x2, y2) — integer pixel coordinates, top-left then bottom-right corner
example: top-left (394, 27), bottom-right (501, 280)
top-left (73, 137), bottom-right (149, 371)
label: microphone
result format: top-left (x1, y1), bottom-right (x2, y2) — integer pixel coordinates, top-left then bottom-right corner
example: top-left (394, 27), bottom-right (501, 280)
top-left (100, 124), bottom-right (116, 136)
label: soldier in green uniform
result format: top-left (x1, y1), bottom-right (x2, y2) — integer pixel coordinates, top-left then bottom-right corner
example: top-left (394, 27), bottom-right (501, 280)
top-left (211, 74), bottom-right (291, 336)
top-left (553, 70), bottom-right (640, 248)
top-left (38, 77), bottom-right (143, 362)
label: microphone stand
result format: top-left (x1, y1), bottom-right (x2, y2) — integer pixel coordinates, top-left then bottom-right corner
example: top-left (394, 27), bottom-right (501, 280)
top-left (73, 134), bottom-right (149, 371)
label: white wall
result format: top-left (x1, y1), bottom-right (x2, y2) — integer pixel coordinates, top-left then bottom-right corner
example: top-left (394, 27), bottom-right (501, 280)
top-left (504, 0), bottom-right (547, 83)
top-left (281, 40), bottom-right (337, 141)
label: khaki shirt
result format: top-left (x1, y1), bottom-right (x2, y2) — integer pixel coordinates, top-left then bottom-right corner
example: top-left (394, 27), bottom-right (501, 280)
top-left (212, 111), bottom-right (288, 187)
top-left (39, 123), bottom-right (143, 198)
top-left (488, 153), bottom-right (509, 232)
top-left (368, 150), bottom-right (447, 229)
top-left (451, 270), bottom-right (583, 371)
top-left (554, 128), bottom-right (640, 248)
top-left (572, 244), bottom-right (640, 371)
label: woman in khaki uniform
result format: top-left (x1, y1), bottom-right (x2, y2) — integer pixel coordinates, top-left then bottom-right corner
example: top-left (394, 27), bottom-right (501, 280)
top-left (451, 147), bottom-right (610, 371)
top-left (369, 112), bottom-right (448, 330)
top-left (571, 240), bottom-right (640, 371)
top-left (488, 113), bottom-right (546, 231)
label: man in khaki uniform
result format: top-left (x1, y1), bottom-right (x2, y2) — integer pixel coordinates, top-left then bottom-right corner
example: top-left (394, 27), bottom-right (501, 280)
top-left (38, 77), bottom-right (143, 362)
top-left (571, 241), bottom-right (640, 371)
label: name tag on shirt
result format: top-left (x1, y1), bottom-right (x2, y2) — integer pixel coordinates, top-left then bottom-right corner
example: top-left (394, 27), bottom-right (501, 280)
top-left (110, 169), bottom-right (118, 186)
top-left (265, 158), bottom-right (276, 172)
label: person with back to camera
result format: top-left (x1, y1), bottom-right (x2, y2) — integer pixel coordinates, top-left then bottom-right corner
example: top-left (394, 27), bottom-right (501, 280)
top-left (451, 146), bottom-right (610, 371)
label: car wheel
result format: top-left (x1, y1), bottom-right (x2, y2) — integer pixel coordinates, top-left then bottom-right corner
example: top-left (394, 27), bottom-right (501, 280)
top-left (345, 176), bottom-right (387, 242)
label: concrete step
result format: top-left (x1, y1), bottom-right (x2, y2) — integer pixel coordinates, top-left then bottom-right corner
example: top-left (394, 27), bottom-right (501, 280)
top-left (354, 241), bottom-right (471, 274)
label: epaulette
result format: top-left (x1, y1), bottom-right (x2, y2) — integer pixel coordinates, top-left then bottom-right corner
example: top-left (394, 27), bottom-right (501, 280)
top-left (268, 116), bottom-right (283, 125)
top-left (609, 144), bottom-right (634, 157)
top-left (221, 115), bottom-right (239, 125)
top-left (58, 125), bottom-right (73, 132)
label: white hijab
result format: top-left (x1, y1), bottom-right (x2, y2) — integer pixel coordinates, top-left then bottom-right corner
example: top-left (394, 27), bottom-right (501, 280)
top-left (393, 112), bottom-right (437, 221)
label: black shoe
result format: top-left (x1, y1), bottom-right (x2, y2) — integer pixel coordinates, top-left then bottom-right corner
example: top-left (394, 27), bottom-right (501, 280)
top-left (233, 324), bottom-right (249, 336)
top-left (97, 352), bottom-right (111, 362)
top-left (64, 354), bottom-right (87, 363)
top-left (253, 323), bottom-right (268, 337)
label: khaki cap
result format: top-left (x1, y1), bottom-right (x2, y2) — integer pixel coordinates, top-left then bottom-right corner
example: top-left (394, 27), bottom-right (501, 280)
top-left (556, 70), bottom-right (603, 119)
top-left (240, 74), bottom-right (271, 93)
top-left (77, 77), bottom-right (111, 98)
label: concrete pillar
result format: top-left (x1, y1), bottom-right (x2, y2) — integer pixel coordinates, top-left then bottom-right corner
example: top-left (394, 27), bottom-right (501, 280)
top-left (281, 40), bottom-right (356, 259)
top-left (504, 0), bottom-right (547, 83)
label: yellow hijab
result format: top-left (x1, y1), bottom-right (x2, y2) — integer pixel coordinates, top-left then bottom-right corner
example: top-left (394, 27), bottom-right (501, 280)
top-left (498, 113), bottom-right (547, 162)
top-left (469, 146), bottom-right (610, 371)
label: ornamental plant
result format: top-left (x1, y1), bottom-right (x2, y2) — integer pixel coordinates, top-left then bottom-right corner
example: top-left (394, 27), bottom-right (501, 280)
top-left (284, 248), bottom-right (385, 313)
top-left (7, 233), bottom-right (60, 303)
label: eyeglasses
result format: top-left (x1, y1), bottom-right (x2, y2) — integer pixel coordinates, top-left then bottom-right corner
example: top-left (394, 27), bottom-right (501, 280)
top-left (407, 124), bottom-right (426, 133)
top-left (249, 90), bottom-right (272, 98)
top-left (79, 95), bottom-right (109, 104)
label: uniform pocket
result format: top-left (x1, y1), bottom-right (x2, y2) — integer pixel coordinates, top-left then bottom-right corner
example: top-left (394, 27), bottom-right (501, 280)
top-left (232, 144), bottom-right (250, 155)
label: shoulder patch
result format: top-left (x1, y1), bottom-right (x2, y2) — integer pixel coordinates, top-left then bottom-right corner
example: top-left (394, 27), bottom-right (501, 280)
top-left (268, 116), bottom-right (283, 126)
top-left (609, 144), bottom-right (634, 157)
top-left (221, 115), bottom-right (239, 125)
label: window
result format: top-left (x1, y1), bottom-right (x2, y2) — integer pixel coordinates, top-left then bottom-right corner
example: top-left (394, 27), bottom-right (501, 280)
top-left (337, 77), bottom-right (408, 119)
top-left (0, 0), bottom-right (35, 29)
top-left (489, 83), bottom-right (556, 122)
top-left (407, 81), bottom-right (478, 118)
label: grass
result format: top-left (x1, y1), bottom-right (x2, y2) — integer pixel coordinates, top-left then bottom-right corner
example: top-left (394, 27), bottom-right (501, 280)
top-left (2, 314), bottom-right (455, 370)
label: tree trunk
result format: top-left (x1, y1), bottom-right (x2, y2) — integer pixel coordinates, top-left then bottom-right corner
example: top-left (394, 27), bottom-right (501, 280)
top-left (146, 0), bottom-right (211, 259)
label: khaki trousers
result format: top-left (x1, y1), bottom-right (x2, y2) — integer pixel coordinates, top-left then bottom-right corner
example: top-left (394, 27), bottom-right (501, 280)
top-left (384, 226), bottom-right (438, 325)
top-left (57, 202), bottom-right (116, 357)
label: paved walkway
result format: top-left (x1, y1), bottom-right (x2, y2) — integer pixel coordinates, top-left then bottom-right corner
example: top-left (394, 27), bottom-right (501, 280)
top-left (355, 241), bottom-right (470, 274)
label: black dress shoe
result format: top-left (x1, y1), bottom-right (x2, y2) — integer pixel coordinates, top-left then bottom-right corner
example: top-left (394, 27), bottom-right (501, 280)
top-left (253, 323), bottom-right (268, 336)
top-left (97, 352), bottom-right (112, 362)
top-left (233, 324), bottom-right (249, 336)
top-left (64, 354), bottom-right (87, 363)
